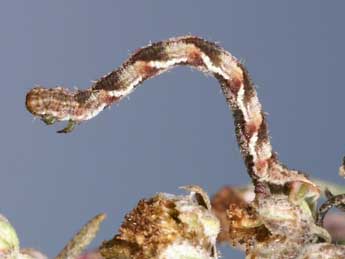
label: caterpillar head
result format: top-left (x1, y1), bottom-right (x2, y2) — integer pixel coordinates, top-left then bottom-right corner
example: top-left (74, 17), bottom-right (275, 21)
top-left (26, 87), bottom-right (80, 133)
top-left (25, 87), bottom-right (76, 122)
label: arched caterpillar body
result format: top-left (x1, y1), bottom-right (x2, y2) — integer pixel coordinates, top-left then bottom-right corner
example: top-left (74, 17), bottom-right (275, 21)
top-left (25, 36), bottom-right (319, 196)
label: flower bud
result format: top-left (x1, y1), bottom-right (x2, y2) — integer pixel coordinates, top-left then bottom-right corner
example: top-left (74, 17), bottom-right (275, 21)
top-left (0, 214), bottom-right (20, 258)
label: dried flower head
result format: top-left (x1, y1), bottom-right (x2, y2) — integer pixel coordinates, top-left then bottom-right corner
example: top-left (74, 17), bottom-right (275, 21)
top-left (100, 186), bottom-right (220, 259)
top-left (211, 184), bottom-right (345, 258)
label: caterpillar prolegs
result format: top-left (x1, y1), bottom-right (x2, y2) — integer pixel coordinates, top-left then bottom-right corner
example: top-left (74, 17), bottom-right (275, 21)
top-left (25, 36), bottom-right (319, 197)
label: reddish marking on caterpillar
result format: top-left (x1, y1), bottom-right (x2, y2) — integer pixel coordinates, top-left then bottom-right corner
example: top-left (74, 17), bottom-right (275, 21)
top-left (25, 36), bottom-right (319, 197)
top-left (188, 50), bottom-right (205, 67)
top-left (140, 64), bottom-right (161, 79)
top-left (245, 122), bottom-right (259, 140)
top-left (255, 160), bottom-right (269, 176)
top-left (228, 77), bottom-right (242, 94)
top-left (103, 95), bottom-right (121, 106)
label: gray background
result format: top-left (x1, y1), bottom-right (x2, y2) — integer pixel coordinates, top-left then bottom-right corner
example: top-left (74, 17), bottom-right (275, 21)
top-left (1, 1), bottom-right (345, 258)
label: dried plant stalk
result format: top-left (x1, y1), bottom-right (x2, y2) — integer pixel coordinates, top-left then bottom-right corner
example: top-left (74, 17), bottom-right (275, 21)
top-left (55, 213), bottom-right (106, 259)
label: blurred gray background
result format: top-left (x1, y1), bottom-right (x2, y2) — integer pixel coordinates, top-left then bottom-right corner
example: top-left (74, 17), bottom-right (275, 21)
top-left (1, 1), bottom-right (345, 258)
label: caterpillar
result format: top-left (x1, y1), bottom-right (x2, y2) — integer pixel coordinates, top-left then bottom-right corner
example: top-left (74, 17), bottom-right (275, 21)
top-left (25, 36), bottom-right (319, 196)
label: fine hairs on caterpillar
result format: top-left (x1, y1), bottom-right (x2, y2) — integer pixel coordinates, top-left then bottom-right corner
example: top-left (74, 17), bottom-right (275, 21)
top-left (25, 36), bottom-right (319, 199)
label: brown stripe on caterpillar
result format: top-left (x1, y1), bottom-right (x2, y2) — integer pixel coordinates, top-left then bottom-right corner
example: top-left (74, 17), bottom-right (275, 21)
top-left (92, 69), bottom-right (123, 91)
top-left (210, 61), bottom-right (243, 96)
top-left (131, 41), bottom-right (169, 61)
top-left (256, 112), bottom-right (269, 148)
top-left (244, 153), bottom-right (256, 181)
top-left (213, 73), bottom-right (247, 143)
top-left (93, 41), bottom-right (167, 92)
top-left (125, 37), bottom-right (226, 86)
top-left (93, 42), bottom-right (169, 92)
top-left (213, 70), bottom-right (260, 166)
top-left (93, 39), bottom-right (192, 92)
top-left (74, 90), bottom-right (92, 104)
top-left (238, 66), bottom-right (263, 141)
top-left (213, 72), bottom-right (257, 177)
top-left (237, 63), bottom-right (255, 103)
top-left (232, 103), bottom-right (255, 172)
top-left (182, 37), bottom-right (223, 66)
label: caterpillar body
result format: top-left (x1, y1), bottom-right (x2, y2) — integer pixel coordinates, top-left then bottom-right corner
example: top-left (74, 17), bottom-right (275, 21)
top-left (25, 36), bottom-right (319, 197)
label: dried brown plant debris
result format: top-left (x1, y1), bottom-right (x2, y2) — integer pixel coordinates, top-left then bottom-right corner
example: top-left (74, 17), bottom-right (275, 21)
top-left (211, 185), bottom-right (345, 258)
top-left (100, 187), bottom-right (220, 259)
